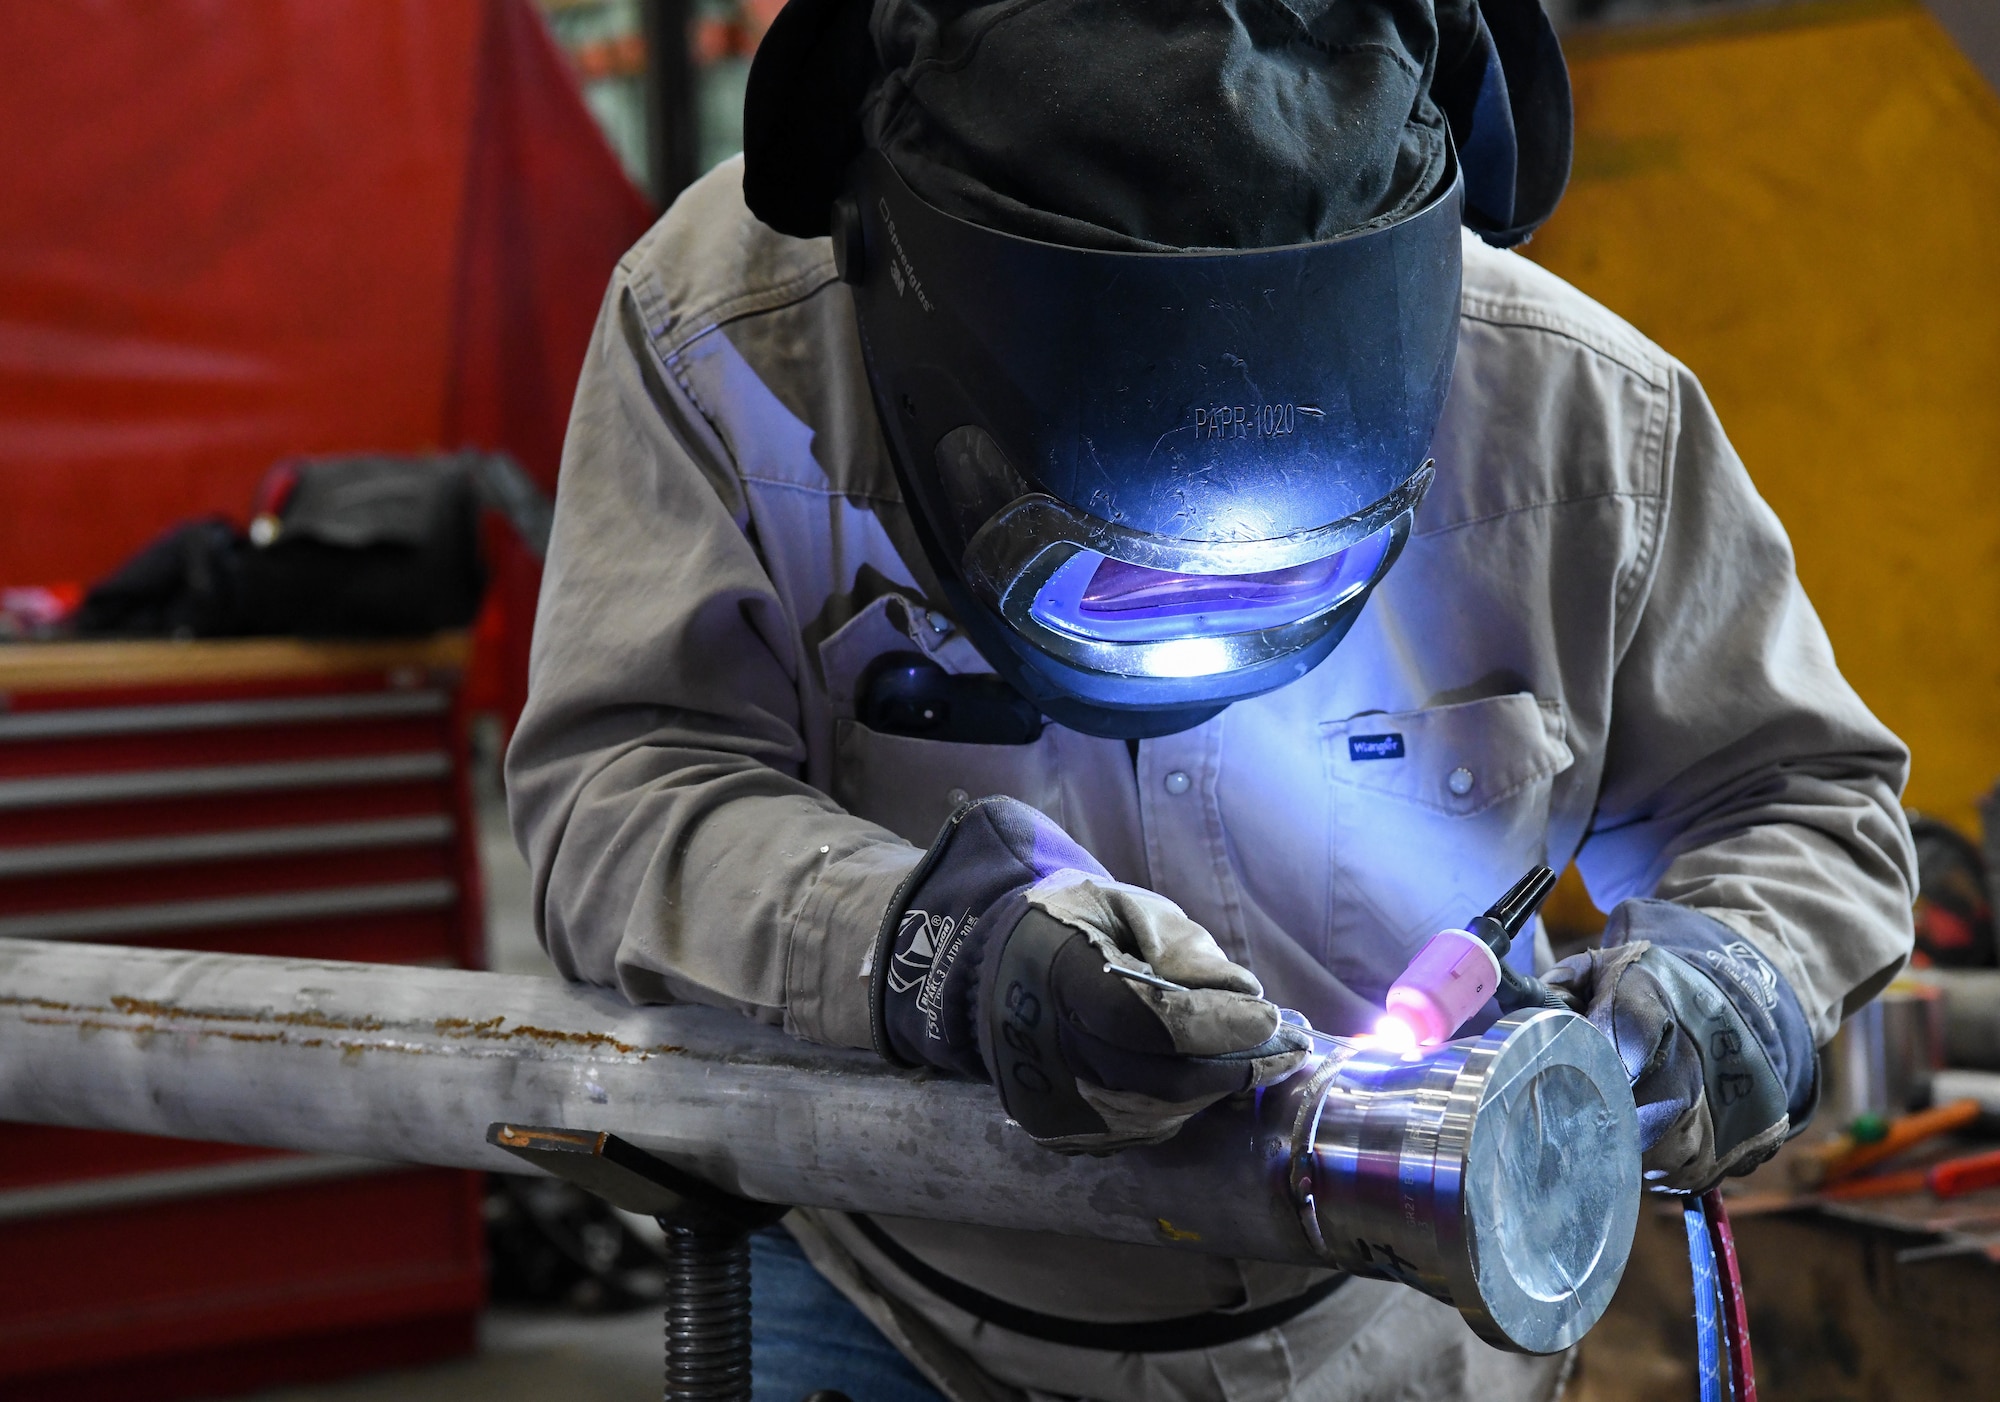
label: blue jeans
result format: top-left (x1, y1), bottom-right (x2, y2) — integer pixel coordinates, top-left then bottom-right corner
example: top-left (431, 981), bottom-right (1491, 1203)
top-left (751, 1227), bottom-right (948, 1402)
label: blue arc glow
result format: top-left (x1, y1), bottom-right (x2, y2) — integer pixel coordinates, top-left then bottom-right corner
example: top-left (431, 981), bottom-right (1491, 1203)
top-left (1027, 523), bottom-right (1393, 646)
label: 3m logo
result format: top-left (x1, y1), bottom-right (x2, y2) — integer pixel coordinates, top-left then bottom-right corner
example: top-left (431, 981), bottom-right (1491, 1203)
top-left (1348, 733), bottom-right (1405, 761)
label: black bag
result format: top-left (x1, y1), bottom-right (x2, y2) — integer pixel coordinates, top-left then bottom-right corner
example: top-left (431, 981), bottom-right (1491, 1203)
top-left (230, 454), bottom-right (487, 637)
top-left (74, 453), bottom-right (546, 639)
top-left (70, 516), bottom-right (245, 638)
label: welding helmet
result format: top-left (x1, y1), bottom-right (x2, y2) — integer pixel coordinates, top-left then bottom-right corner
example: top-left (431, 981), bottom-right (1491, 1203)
top-left (746, 0), bottom-right (1571, 738)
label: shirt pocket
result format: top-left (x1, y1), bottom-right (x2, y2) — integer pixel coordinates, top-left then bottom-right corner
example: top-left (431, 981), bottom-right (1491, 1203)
top-left (1320, 693), bottom-right (1573, 999)
top-left (817, 594), bottom-right (1149, 878)
top-left (818, 592), bottom-right (1062, 847)
top-left (833, 718), bottom-right (1061, 847)
top-left (831, 719), bottom-right (1148, 880)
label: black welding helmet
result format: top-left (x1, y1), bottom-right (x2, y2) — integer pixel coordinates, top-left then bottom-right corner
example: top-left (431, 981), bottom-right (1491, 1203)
top-left (746, 1), bottom-right (1571, 738)
top-left (833, 149), bottom-right (1456, 734)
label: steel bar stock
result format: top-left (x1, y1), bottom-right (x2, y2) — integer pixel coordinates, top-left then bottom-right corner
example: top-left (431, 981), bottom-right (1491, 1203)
top-left (0, 939), bottom-right (1639, 1353)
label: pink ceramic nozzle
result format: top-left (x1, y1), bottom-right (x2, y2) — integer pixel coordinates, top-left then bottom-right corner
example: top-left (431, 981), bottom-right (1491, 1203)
top-left (1384, 928), bottom-right (1502, 1046)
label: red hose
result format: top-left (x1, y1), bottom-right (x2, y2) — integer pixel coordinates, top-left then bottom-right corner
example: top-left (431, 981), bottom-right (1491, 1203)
top-left (1700, 1188), bottom-right (1757, 1402)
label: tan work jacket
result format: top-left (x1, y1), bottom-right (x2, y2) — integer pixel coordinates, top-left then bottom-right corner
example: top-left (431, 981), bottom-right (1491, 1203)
top-left (507, 160), bottom-right (1915, 1402)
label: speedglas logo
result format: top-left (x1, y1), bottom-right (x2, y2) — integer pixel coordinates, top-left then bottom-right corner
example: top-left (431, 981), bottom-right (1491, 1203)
top-left (877, 199), bottom-right (934, 312)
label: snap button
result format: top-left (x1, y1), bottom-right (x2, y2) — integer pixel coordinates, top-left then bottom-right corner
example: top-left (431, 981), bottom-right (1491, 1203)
top-left (946, 788), bottom-right (971, 808)
top-left (1448, 766), bottom-right (1475, 797)
top-left (1163, 769), bottom-right (1192, 796)
top-left (925, 609), bottom-right (952, 635)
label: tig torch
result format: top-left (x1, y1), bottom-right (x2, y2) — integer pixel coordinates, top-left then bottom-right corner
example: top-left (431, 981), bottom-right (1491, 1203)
top-left (1374, 865), bottom-right (1573, 1050)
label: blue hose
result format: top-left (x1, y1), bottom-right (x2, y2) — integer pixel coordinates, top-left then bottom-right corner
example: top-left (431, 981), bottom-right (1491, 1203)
top-left (1684, 1198), bottom-right (1728, 1402)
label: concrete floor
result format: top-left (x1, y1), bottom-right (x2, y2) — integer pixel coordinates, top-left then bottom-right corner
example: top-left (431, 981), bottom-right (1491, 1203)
top-left (236, 736), bottom-right (661, 1401)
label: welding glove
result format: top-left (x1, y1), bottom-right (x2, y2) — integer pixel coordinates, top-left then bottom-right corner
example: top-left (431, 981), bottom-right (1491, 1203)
top-left (870, 796), bottom-right (1310, 1154)
top-left (1543, 900), bottom-right (1818, 1195)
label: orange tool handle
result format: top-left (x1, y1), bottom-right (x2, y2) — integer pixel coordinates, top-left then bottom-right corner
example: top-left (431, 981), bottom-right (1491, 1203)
top-left (1930, 1147), bottom-right (2000, 1198)
top-left (1822, 1099), bottom-right (1980, 1186)
top-left (1819, 1167), bottom-right (1930, 1201)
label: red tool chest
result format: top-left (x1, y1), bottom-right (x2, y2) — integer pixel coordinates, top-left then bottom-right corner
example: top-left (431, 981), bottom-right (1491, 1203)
top-left (0, 636), bottom-right (489, 1400)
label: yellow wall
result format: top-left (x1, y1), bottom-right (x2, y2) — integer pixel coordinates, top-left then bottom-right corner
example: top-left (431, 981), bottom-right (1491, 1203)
top-left (1524, 0), bottom-right (2000, 834)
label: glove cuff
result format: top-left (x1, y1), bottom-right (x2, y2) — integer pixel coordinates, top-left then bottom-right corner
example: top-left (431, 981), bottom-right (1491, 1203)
top-left (872, 796), bottom-right (1107, 1071)
top-left (868, 799), bottom-right (970, 1065)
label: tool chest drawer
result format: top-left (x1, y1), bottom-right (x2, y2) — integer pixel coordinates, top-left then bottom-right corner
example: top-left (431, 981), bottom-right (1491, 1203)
top-left (0, 636), bottom-right (488, 1400)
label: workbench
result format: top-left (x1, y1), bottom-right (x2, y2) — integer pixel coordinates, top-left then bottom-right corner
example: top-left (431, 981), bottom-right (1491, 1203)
top-left (1572, 1167), bottom-right (2000, 1401)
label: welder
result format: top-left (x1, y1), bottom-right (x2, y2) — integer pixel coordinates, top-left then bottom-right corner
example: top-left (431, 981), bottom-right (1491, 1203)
top-left (506, 1), bottom-right (1917, 1398)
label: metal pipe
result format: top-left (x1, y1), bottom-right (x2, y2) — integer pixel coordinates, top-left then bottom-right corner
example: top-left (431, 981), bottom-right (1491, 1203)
top-left (0, 939), bottom-right (1638, 1354)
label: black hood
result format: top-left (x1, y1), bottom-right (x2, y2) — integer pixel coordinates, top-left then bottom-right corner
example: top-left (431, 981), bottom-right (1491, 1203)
top-left (745, 0), bottom-right (1570, 250)
top-left (740, 1), bottom-right (1571, 736)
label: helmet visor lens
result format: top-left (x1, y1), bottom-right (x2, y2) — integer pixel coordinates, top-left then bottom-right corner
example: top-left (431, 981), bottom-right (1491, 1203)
top-left (1029, 521), bottom-right (1394, 644)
